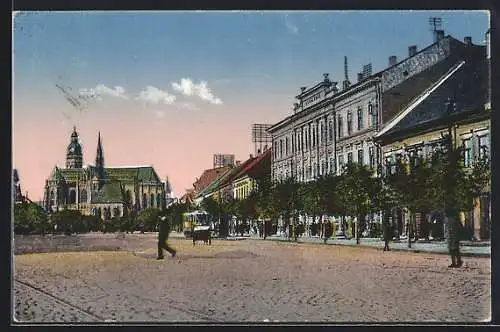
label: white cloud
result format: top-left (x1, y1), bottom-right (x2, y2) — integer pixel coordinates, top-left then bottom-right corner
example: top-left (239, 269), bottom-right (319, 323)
top-left (171, 78), bottom-right (222, 105)
top-left (136, 86), bottom-right (176, 105)
top-left (284, 14), bottom-right (299, 35)
top-left (79, 84), bottom-right (129, 100)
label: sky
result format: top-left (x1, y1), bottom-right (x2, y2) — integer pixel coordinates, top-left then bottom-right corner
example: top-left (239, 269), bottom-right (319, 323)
top-left (12, 10), bottom-right (490, 200)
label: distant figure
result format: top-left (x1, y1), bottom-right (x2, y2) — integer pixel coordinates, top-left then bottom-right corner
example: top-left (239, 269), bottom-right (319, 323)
top-left (383, 217), bottom-right (392, 251)
top-left (157, 215), bottom-right (176, 260)
top-left (447, 213), bottom-right (462, 268)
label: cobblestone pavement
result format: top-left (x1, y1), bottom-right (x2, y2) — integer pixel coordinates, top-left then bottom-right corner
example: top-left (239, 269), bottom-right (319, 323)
top-left (13, 235), bottom-right (491, 323)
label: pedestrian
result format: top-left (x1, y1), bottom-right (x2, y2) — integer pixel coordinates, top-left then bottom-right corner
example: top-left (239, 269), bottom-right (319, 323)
top-left (446, 212), bottom-right (462, 268)
top-left (157, 214), bottom-right (176, 260)
top-left (383, 217), bottom-right (392, 251)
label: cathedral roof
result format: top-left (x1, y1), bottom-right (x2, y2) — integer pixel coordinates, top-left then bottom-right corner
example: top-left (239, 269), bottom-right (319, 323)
top-left (93, 181), bottom-right (123, 203)
top-left (48, 165), bottom-right (162, 183)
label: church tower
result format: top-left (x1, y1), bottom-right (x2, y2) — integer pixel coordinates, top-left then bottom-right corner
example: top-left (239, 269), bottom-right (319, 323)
top-left (95, 131), bottom-right (105, 180)
top-left (66, 126), bottom-right (83, 169)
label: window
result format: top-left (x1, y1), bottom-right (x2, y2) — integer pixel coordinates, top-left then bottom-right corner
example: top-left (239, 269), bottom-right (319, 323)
top-left (312, 126), bottom-right (316, 148)
top-left (357, 107), bottom-right (363, 131)
top-left (50, 191), bottom-right (55, 206)
top-left (80, 189), bottom-right (88, 203)
top-left (463, 138), bottom-right (473, 167)
top-left (308, 126), bottom-right (312, 149)
top-left (150, 193), bottom-right (155, 208)
top-left (328, 121), bottom-right (334, 142)
top-left (338, 115), bottom-right (343, 138)
top-left (285, 137), bottom-right (289, 156)
top-left (142, 193), bottom-right (147, 209)
top-left (369, 102), bottom-right (377, 128)
top-left (347, 152), bottom-right (353, 163)
top-left (338, 154), bottom-right (344, 170)
top-left (330, 158), bottom-right (335, 174)
top-left (157, 195), bottom-right (162, 208)
top-left (358, 149), bottom-right (364, 165)
top-left (300, 131), bottom-right (304, 151)
top-left (280, 139), bottom-right (284, 157)
top-left (347, 112), bottom-right (353, 135)
top-left (369, 147), bottom-right (375, 169)
top-left (320, 122), bottom-right (324, 144)
top-left (478, 134), bottom-right (489, 159)
top-left (113, 207), bottom-right (120, 217)
top-left (386, 156), bottom-right (395, 175)
top-left (69, 189), bottom-right (76, 204)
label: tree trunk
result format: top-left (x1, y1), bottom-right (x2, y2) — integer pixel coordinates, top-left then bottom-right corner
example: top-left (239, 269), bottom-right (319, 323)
top-left (356, 215), bottom-right (360, 245)
top-left (408, 211), bottom-right (412, 248)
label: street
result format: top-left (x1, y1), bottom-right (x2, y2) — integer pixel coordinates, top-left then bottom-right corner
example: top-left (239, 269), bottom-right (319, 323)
top-left (13, 235), bottom-right (490, 323)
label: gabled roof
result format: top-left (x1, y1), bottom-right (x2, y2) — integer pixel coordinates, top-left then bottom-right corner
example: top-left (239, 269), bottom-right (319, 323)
top-left (375, 56), bottom-right (489, 144)
top-left (193, 166), bottom-right (231, 193)
top-left (232, 149), bottom-right (272, 181)
top-left (196, 167), bottom-right (234, 198)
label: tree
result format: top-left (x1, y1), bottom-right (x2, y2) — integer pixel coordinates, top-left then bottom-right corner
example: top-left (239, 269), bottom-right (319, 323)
top-left (337, 162), bottom-right (377, 244)
top-left (136, 207), bottom-right (161, 233)
top-left (51, 209), bottom-right (83, 235)
top-left (14, 202), bottom-right (51, 235)
top-left (272, 177), bottom-right (300, 240)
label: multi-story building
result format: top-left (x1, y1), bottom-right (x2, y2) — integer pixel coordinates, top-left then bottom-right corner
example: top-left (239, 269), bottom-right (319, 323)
top-left (269, 32), bottom-right (482, 185)
top-left (267, 32), bottom-right (485, 236)
top-left (43, 127), bottom-right (166, 219)
top-left (374, 35), bottom-right (490, 240)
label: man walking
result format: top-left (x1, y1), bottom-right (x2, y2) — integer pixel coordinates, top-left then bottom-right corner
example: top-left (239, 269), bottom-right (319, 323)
top-left (157, 214), bottom-right (176, 260)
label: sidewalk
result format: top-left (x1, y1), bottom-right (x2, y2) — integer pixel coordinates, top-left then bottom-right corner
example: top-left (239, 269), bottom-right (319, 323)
top-left (260, 235), bottom-right (490, 258)
top-left (168, 232), bottom-right (490, 257)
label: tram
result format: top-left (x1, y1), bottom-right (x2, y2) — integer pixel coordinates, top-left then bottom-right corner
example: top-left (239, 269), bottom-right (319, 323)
top-left (182, 210), bottom-right (210, 238)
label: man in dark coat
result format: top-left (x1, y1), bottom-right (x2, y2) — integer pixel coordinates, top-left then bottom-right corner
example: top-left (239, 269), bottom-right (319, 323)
top-left (383, 215), bottom-right (392, 251)
top-left (446, 213), bottom-right (462, 268)
top-left (157, 214), bottom-right (176, 260)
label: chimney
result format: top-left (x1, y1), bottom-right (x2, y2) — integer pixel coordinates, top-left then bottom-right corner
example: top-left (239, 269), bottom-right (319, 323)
top-left (357, 73), bottom-right (364, 82)
top-left (408, 45), bottom-right (417, 57)
top-left (388, 56), bottom-right (397, 67)
top-left (435, 30), bottom-right (445, 42)
top-left (300, 86), bottom-right (307, 93)
top-left (257, 149), bottom-right (262, 155)
top-left (249, 154), bottom-right (253, 159)
top-left (464, 36), bottom-right (472, 46)
top-left (235, 160), bottom-right (241, 166)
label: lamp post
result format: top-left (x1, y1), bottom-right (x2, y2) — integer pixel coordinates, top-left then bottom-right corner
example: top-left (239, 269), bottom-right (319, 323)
top-left (444, 97), bottom-right (458, 247)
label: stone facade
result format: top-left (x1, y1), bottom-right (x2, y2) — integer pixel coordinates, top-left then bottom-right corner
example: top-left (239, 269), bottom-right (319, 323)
top-left (43, 127), bottom-right (166, 220)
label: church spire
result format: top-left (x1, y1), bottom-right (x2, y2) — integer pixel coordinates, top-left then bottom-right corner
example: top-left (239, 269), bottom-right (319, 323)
top-left (95, 131), bottom-right (104, 170)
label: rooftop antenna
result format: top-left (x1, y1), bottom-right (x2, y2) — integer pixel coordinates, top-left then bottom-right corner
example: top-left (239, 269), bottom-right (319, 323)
top-left (428, 17), bottom-right (442, 42)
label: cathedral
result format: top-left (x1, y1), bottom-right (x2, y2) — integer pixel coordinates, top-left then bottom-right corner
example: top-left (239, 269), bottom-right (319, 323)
top-left (43, 127), bottom-right (169, 219)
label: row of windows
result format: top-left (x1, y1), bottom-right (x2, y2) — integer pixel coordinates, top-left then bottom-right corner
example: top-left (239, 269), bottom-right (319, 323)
top-left (235, 186), bottom-right (251, 200)
top-left (338, 103), bottom-right (377, 138)
top-left (49, 189), bottom-right (162, 209)
top-left (273, 103), bottom-right (378, 160)
top-left (337, 147), bottom-right (377, 170)
top-left (383, 134), bottom-right (490, 174)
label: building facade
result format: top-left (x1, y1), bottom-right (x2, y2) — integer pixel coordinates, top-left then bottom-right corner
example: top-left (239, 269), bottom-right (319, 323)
top-left (374, 46), bottom-right (490, 239)
top-left (43, 127), bottom-right (166, 219)
top-left (267, 33), bottom-right (484, 236)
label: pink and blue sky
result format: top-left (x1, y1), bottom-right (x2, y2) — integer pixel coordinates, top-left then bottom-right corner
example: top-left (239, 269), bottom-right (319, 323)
top-left (12, 11), bottom-right (489, 200)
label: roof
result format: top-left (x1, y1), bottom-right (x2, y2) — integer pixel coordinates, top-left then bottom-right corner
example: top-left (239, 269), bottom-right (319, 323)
top-left (217, 158), bottom-right (255, 189)
top-left (105, 166), bottom-right (160, 182)
top-left (193, 166), bottom-right (231, 193)
top-left (379, 47), bottom-right (485, 125)
top-left (58, 168), bottom-right (86, 180)
top-left (232, 149), bottom-right (272, 181)
top-left (196, 167), bottom-right (234, 198)
top-left (375, 56), bottom-right (489, 144)
top-left (93, 181), bottom-right (123, 203)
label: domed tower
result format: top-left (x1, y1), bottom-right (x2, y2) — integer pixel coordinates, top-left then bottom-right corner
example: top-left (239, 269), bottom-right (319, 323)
top-left (66, 126), bottom-right (83, 169)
